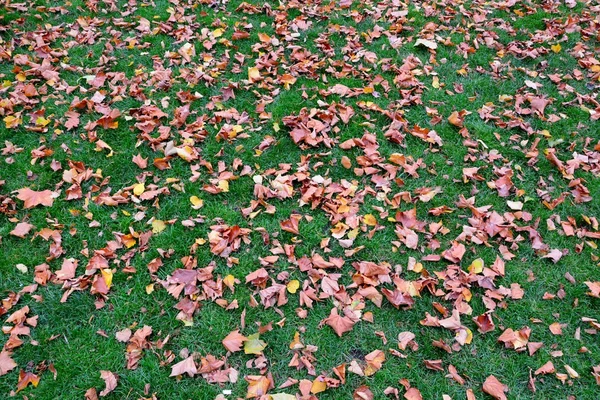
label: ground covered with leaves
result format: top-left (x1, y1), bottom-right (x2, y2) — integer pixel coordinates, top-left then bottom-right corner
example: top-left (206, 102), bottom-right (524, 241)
top-left (1, 0), bottom-right (600, 398)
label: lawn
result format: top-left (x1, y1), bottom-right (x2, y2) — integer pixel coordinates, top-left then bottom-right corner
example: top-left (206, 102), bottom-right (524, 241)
top-left (1, 0), bottom-right (599, 398)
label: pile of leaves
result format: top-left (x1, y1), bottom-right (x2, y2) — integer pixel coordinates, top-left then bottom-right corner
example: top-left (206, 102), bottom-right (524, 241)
top-left (0, 0), bottom-right (599, 398)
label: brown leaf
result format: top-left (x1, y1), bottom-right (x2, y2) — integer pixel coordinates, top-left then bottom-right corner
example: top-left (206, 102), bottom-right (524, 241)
top-left (169, 356), bottom-right (197, 377)
top-left (584, 281), bottom-right (600, 298)
top-left (10, 222), bottom-right (34, 238)
top-left (222, 330), bottom-right (247, 352)
top-left (323, 308), bottom-right (355, 337)
top-left (280, 214), bottom-right (301, 235)
top-left (404, 387), bottom-right (423, 400)
top-left (354, 385), bottom-right (374, 400)
top-left (0, 351), bottom-right (17, 376)
top-left (16, 370), bottom-right (40, 393)
top-left (482, 375), bottom-right (508, 400)
top-left (534, 361), bottom-right (555, 375)
top-left (245, 375), bottom-right (271, 398)
top-left (364, 350), bottom-right (385, 376)
top-left (99, 371), bottom-right (117, 397)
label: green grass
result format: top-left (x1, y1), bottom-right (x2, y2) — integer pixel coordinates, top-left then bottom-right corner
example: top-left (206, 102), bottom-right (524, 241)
top-left (1, 0), bottom-right (599, 398)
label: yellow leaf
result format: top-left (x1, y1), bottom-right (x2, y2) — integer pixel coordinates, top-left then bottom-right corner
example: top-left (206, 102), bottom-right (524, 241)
top-left (223, 274), bottom-right (236, 288)
top-left (146, 284), bottom-right (154, 294)
top-left (133, 183), bottom-right (145, 196)
top-left (213, 28), bottom-right (224, 37)
top-left (244, 333), bottom-right (267, 355)
top-left (551, 43), bottom-right (561, 53)
top-left (468, 258), bottom-right (484, 274)
top-left (101, 268), bottom-right (113, 289)
top-left (35, 116), bottom-right (51, 127)
top-left (217, 180), bottom-right (229, 192)
top-left (364, 214), bottom-right (377, 226)
top-left (461, 328), bottom-right (473, 344)
top-left (432, 76), bottom-right (440, 89)
top-left (248, 67), bottom-right (260, 82)
top-left (190, 195), bottom-right (203, 209)
top-left (270, 394), bottom-right (296, 400)
top-left (4, 115), bottom-right (21, 128)
top-left (273, 122), bottom-right (280, 132)
top-left (286, 280), bottom-right (300, 294)
top-left (310, 378), bottom-right (327, 394)
top-left (152, 219), bottom-right (166, 234)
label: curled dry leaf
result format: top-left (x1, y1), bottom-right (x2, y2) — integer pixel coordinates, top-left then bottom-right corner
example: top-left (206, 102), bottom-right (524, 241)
top-left (99, 370), bottom-right (118, 397)
top-left (483, 375), bottom-right (508, 400)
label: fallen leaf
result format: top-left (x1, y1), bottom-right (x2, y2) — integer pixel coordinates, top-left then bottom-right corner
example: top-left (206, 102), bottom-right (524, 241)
top-left (483, 375), bottom-right (508, 400)
top-left (16, 188), bottom-right (57, 208)
top-left (99, 371), bottom-right (117, 397)
top-left (222, 330), bottom-right (247, 352)
top-left (169, 356), bottom-right (197, 377)
top-left (244, 333), bottom-right (267, 355)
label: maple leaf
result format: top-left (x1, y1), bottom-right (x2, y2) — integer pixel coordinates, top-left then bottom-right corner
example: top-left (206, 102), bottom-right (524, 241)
top-left (169, 356), bottom-right (197, 377)
top-left (0, 351), bottom-right (17, 376)
top-left (280, 214), bottom-right (301, 235)
top-left (322, 308), bottom-right (355, 337)
top-left (9, 222), bottom-right (34, 238)
top-left (353, 385), bottom-right (374, 400)
top-left (534, 361), bottom-right (555, 375)
top-left (245, 375), bottom-right (271, 398)
top-left (16, 188), bottom-right (57, 208)
top-left (16, 370), bottom-right (40, 393)
top-left (404, 387), bottom-right (423, 400)
top-left (222, 330), bottom-right (247, 352)
top-left (482, 375), bottom-right (508, 400)
top-left (584, 281), bottom-right (600, 298)
top-left (99, 371), bottom-right (117, 397)
top-left (244, 333), bottom-right (267, 355)
top-left (364, 350), bottom-right (385, 376)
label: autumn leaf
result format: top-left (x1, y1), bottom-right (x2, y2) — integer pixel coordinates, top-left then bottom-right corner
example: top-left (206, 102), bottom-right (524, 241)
top-left (16, 370), bottom-right (40, 393)
top-left (364, 350), bottom-right (385, 376)
top-left (222, 330), bottom-right (247, 352)
top-left (286, 280), bottom-right (300, 294)
top-left (99, 371), bottom-right (117, 397)
top-left (323, 308), bottom-right (355, 337)
top-left (0, 351), bottom-right (17, 376)
top-left (9, 222), bottom-right (34, 238)
top-left (245, 375), bottom-right (271, 398)
top-left (244, 333), bottom-right (267, 355)
top-left (16, 188), bottom-right (57, 208)
top-left (169, 356), bottom-right (197, 377)
top-left (483, 375), bottom-right (508, 400)
top-left (280, 214), bottom-right (301, 235)
top-left (310, 376), bottom-right (327, 394)
top-left (414, 38), bottom-right (437, 50)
